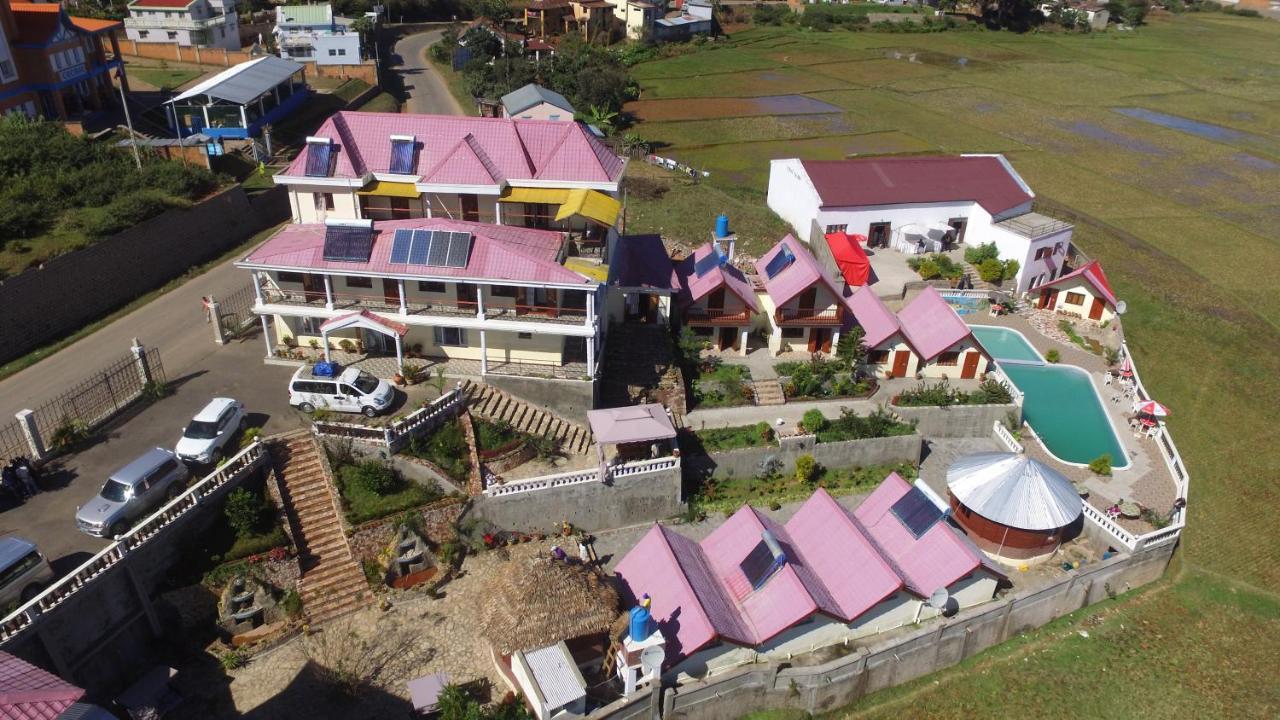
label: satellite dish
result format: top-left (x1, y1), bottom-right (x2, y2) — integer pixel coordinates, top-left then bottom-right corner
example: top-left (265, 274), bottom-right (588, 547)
top-left (928, 588), bottom-right (950, 611)
top-left (1115, 300), bottom-right (1127, 315)
top-left (639, 645), bottom-right (665, 674)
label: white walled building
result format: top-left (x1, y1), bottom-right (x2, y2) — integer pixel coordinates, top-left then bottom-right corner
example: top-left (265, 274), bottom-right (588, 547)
top-left (124, 0), bottom-right (239, 50)
top-left (275, 4), bottom-right (360, 66)
top-left (766, 154), bottom-right (1074, 295)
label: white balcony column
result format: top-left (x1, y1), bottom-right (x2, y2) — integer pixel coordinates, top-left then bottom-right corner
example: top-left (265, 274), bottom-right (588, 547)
top-left (586, 290), bottom-right (596, 327)
top-left (479, 330), bottom-right (488, 376)
top-left (252, 271), bottom-right (263, 305)
top-left (398, 279), bottom-right (407, 315)
top-left (740, 329), bottom-right (749, 357)
top-left (260, 315), bottom-right (272, 357)
top-left (831, 329), bottom-right (840, 352)
top-left (394, 333), bottom-right (403, 367)
top-left (586, 334), bottom-right (596, 377)
top-left (494, 198), bottom-right (502, 225)
top-left (239, 104), bottom-right (248, 130)
top-left (323, 274), bottom-right (333, 310)
top-left (475, 284), bottom-right (485, 320)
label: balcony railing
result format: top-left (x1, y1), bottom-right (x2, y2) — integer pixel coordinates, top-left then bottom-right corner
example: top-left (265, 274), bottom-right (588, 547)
top-left (125, 13), bottom-right (231, 30)
top-left (775, 307), bottom-right (843, 325)
top-left (684, 308), bottom-right (754, 325)
top-left (260, 287), bottom-right (589, 325)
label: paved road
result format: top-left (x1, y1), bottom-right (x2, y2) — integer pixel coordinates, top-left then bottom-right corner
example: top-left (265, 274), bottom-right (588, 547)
top-left (389, 28), bottom-right (465, 116)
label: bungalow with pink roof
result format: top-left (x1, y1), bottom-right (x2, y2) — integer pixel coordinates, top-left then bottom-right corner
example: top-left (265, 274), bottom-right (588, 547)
top-left (673, 243), bottom-right (760, 355)
top-left (274, 112), bottom-right (627, 244)
top-left (848, 286), bottom-right (991, 380)
top-left (237, 217), bottom-right (604, 379)
top-left (612, 477), bottom-right (1003, 680)
top-left (753, 235), bottom-right (847, 356)
top-left (1033, 260), bottom-right (1118, 325)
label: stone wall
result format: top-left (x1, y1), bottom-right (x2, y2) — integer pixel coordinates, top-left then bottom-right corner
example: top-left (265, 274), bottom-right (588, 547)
top-left (485, 374), bottom-right (597, 419)
top-left (0, 186), bottom-right (288, 365)
top-left (348, 497), bottom-right (466, 563)
top-left (889, 403), bottom-right (1020, 439)
top-left (471, 466), bottom-right (682, 533)
top-left (685, 433), bottom-right (923, 481)
top-left (591, 540), bottom-right (1177, 720)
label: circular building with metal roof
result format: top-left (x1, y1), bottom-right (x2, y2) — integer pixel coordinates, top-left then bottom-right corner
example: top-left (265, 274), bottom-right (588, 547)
top-left (946, 452), bottom-right (1083, 563)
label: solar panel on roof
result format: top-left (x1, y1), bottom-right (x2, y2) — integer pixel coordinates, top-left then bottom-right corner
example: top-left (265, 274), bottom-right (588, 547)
top-left (444, 232), bottom-right (472, 268)
top-left (764, 245), bottom-right (795, 280)
top-left (425, 231), bottom-right (451, 267)
top-left (304, 142), bottom-right (333, 178)
top-left (389, 138), bottom-right (415, 174)
top-left (694, 252), bottom-right (719, 278)
top-left (739, 530), bottom-right (787, 591)
top-left (322, 224), bottom-right (373, 262)
top-left (389, 229), bottom-right (413, 264)
top-left (407, 229), bottom-right (431, 264)
top-left (890, 486), bottom-right (946, 539)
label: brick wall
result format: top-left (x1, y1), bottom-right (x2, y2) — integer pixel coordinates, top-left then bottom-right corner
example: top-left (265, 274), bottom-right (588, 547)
top-left (119, 40), bottom-right (378, 84)
top-left (347, 497), bottom-right (466, 562)
top-left (0, 186), bottom-right (288, 365)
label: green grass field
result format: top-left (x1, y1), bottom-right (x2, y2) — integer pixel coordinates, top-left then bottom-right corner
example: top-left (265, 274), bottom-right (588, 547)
top-left (128, 67), bottom-right (201, 91)
top-left (631, 14), bottom-right (1280, 718)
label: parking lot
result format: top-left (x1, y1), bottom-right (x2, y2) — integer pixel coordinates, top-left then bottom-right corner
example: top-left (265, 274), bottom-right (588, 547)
top-left (2, 336), bottom-right (306, 576)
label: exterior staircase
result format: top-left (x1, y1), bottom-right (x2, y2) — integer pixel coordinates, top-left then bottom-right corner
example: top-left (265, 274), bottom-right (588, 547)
top-left (459, 380), bottom-right (593, 455)
top-left (271, 432), bottom-right (372, 625)
top-left (752, 379), bottom-right (786, 406)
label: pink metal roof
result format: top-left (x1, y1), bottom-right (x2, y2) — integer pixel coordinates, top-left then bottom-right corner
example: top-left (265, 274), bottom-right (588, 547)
top-left (783, 489), bottom-right (904, 621)
top-left (1041, 260), bottom-right (1117, 307)
top-left (846, 286), bottom-right (901, 348)
top-left (897, 287), bottom-right (979, 362)
top-left (0, 651), bottom-right (85, 720)
top-left (799, 156), bottom-right (1033, 216)
top-left (587, 404), bottom-right (675, 445)
top-left (242, 219), bottom-right (591, 285)
top-left (282, 112), bottom-right (624, 186)
top-left (321, 309), bottom-right (408, 336)
top-left (674, 243), bottom-right (759, 311)
top-left (752, 235), bottom-right (842, 309)
top-left (853, 473), bottom-right (1005, 597)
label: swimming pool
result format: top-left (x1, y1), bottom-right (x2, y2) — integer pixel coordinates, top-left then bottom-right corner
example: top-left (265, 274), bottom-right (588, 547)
top-left (971, 326), bottom-right (1129, 468)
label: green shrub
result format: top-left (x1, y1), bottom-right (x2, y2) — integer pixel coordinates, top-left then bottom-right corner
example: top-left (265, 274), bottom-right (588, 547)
top-left (407, 421), bottom-right (470, 480)
top-left (50, 416), bottom-right (91, 451)
top-left (239, 426), bottom-right (263, 449)
top-left (1046, 349), bottom-right (1061, 363)
top-left (964, 243), bottom-right (1000, 265)
top-left (977, 257), bottom-right (1004, 283)
top-left (281, 589), bottom-right (303, 618)
top-left (362, 558), bottom-right (384, 586)
top-left (794, 454), bottom-right (817, 485)
top-left (345, 461), bottom-right (402, 495)
top-left (218, 648), bottom-right (247, 670)
top-left (225, 488), bottom-right (268, 538)
top-left (1088, 454), bottom-right (1112, 476)
top-left (817, 407), bottom-right (915, 443)
top-left (802, 409), bottom-right (827, 434)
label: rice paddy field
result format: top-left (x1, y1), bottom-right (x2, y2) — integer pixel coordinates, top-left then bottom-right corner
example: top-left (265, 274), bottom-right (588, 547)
top-left (627, 13), bottom-right (1280, 719)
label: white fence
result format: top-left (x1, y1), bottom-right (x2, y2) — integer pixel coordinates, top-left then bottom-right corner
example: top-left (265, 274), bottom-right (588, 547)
top-left (1120, 342), bottom-right (1188, 552)
top-left (988, 364), bottom-right (1025, 407)
top-left (312, 388), bottom-right (464, 451)
top-left (484, 456), bottom-right (680, 498)
top-left (0, 441), bottom-right (269, 645)
top-left (992, 420), bottom-right (1023, 454)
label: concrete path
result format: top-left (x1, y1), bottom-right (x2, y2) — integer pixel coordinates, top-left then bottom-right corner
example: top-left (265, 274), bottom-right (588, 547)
top-left (389, 28), bottom-right (464, 116)
top-left (684, 397), bottom-right (880, 433)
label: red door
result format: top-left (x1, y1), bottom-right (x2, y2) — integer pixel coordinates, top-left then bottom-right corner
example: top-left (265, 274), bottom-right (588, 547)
top-left (960, 352), bottom-right (980, 380)
top-left (806, 328), bottom-right (831, 354)
top-left (1089, 297), bottom-right (1105, 321)
top-left (1038, 289), bottom-right (1057, 310)
top-left (892, 350), bottom-right (911, 378)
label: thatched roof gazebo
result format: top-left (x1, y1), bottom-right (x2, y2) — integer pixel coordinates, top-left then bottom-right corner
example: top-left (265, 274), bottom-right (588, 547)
top-left (479, 553), bottom-right (621, 657)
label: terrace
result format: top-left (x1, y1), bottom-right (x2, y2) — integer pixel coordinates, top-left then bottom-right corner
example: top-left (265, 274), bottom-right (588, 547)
top-left (995, 212), bottom-right (1074, 239)
top-left (683, 307), bottom-right (755, 325)
top-left (260, 287), bottom-right (589, 326)
top-left (774, 306), bottom-right (844, 325)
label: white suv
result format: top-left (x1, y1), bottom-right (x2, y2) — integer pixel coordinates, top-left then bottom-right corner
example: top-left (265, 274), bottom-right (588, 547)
top-left (175, 398), bottom-right (247, 465)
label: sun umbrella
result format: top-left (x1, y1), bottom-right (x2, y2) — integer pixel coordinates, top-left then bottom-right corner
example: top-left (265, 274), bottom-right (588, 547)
top-left (1135, 400), bottom-right (1170, 418)
top-left (1118, 357), bottom-right (1133, 377)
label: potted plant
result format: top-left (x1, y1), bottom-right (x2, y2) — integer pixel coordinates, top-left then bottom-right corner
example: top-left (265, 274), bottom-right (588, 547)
top-left (309, 338), bottom-right (320, 350)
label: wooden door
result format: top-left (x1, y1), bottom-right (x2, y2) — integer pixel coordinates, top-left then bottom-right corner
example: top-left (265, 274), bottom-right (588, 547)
top-left (719, 327), bottom-right (736, 351)
top-left (461, 194), bottom-right (479, 222)
top-left (806, 329), bottom-right (830, 354)
top-left (892, 350), bottom-right (911, 378)
top-left (457, 283), bottom-right (477, 311)
top-left (383, 278), bottom-right (399, 307)
top-left (1089, 297), bottom-right (1105, 321)
top-left (1038, 289), bottom-right (1057, 310)
top-left (961, 352), bottom-right (980, 380)
top-left (302, 274), bottom-right (325, 303)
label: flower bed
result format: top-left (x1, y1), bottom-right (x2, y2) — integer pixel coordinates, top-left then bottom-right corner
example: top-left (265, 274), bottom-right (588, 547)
top-left (333, 459), bottom-right (446, 525)
top-left (684, 422), bottom-right (776, 453)
top-left (892, 379), bottom-right (1012, 407)
top-left (775, 358), bottom-right (876, 400)
top-left (691, 361), bottom-right (754, 408)
top-left (404, 419), bottom-right (472, 482)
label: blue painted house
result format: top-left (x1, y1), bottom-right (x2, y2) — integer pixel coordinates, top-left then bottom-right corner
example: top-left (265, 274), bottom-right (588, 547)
top-left (165, 55), bottom-right (308, 139)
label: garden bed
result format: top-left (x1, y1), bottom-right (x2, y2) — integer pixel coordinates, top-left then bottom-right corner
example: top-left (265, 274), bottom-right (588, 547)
top-left (334, 460), bottom-right (445, 525)
top-left (684, 422), bottom-right (776, 453)
top-left (891, 379), bottom-right (1013, 407)
top-left (775, 358), bottom-right (876, 400)
top-left (691, 361), bottom-right (755, 408)
top-left (403, 419), bottom-right (472, 483)
top-left (692, 461), bottom-right (918, 515)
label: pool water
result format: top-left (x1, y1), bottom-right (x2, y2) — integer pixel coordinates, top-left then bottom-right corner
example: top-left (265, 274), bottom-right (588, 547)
top-left (971, 326), bottom-right (1128, 468)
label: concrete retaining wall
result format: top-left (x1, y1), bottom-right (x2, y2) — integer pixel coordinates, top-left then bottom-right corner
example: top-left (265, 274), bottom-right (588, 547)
top-left (484, 374), bottom-right (597, 419)
top-left (471, 466), bottom-right (682, 533)
top-left (890, 403), bottom-right (1020, 439)
top-left (591, 541), bottom-right (1176, 720)
top-left (685, 434), bottom-right (922, 481)
top-left (0, 186), bottom-right (288, 365)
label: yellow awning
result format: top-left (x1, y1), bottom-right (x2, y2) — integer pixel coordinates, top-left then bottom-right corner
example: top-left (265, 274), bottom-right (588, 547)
top-left (499, 187), bottom-right (570, 204)
top-left (555, 188), bottom-right (621, 227)
top-left (357, 181), bottom-right (420, 198)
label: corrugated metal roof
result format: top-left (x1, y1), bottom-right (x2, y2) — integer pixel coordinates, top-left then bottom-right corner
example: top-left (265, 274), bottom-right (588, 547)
top-left (946, 453), bottom-right (1082, 531)
top-left (276, 4), bottom-right (331, 26)
top-left (521, 642), bottom-right (586, 711)
top-left (0, 651), bottom-right (85, 720)
top-left (169, 56), bottom-right (303, 105)
top-left (502, 83), bottom-right (576, 116)
top-left (753, 234), bottom-right (844, 310)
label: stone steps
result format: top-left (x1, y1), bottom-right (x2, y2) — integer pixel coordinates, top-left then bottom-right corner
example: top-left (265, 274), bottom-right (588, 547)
top-left (460, 380), bottom-right (593, 455)
top-left (271, 434), bottom-right (371, 626)
top-left (752, 379), bottom-right (787, 407)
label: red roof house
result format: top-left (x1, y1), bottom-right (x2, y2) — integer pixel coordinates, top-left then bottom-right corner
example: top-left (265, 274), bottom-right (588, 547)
top-left (0, 651), bottom-right (86, 719)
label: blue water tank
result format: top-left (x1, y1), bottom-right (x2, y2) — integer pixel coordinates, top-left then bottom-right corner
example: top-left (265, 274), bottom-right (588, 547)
top-left (715, 214), bottom-right (730, 238)
top-left (629, 605), bottom-right (652, 641)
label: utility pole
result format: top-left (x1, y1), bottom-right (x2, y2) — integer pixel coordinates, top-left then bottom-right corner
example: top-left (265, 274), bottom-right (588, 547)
top-left (115, 68), bottom-right (141, 169)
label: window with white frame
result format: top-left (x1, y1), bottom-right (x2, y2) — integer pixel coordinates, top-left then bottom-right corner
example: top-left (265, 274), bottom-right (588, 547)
top-left (433, 327), bottom-right (466, 347)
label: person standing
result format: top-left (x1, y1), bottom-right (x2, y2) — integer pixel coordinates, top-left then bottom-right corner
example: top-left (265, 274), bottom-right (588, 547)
top-left (202, 296), bottom-right (213, 323)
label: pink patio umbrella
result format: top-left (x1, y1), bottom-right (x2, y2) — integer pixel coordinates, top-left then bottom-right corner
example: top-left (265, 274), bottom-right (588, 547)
top-left (1118, 357), bottom-right (1133, 377)
top-left (1135, 400), bottom-right (1170, 418)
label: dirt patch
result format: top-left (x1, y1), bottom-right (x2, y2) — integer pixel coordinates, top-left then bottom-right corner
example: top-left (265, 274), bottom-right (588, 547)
top-left (627, 94), bottom-right (843, 122)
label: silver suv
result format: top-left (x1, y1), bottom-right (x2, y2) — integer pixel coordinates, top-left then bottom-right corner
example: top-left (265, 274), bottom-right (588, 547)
top-left (75, 448), bottom-right (191, 538)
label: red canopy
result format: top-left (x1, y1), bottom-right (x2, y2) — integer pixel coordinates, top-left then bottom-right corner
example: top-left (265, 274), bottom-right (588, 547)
top-left (826, 232), bottom-right (870, 287)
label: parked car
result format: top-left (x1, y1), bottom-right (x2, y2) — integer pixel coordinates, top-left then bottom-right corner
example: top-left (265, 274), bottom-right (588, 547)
top-left (0, 536), bottom-right (55, 606)
top-left (175, 397), bottom-right (246, 465)
top-left (75, 449), bottom-right (192, 539)
top-left (289, 365), bottom-right (394, 417)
